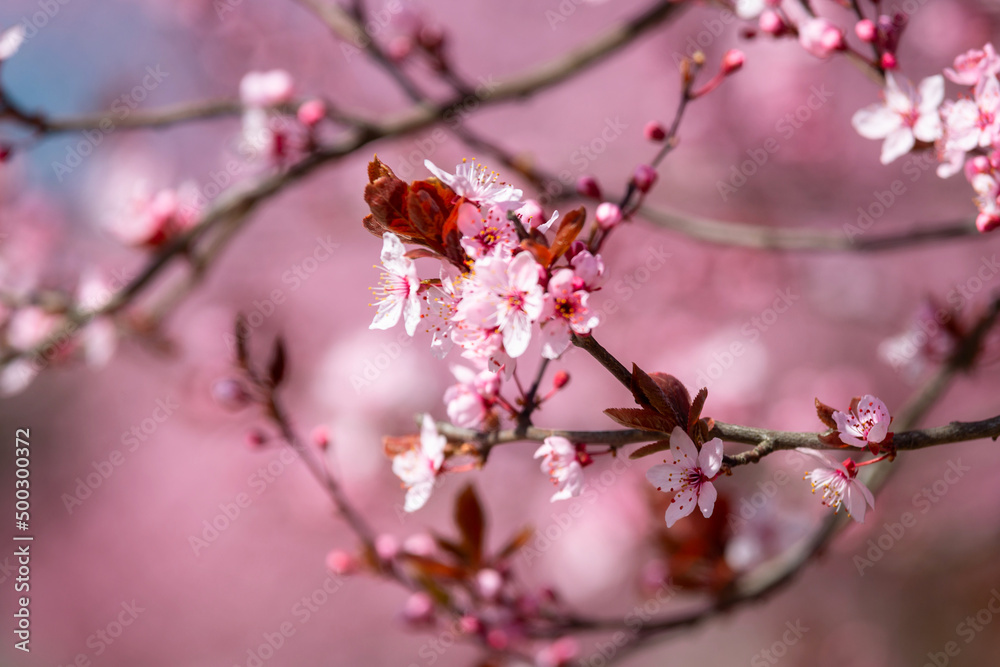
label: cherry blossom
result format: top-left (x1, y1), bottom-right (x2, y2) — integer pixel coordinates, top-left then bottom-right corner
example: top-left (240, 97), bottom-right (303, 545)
top-left (796, 449), bottom-right (875, 523)
top-left (424, 158), bottom-right (523, 209)
top-left (570, 250), bottom-right (605, 291)
top-left (645, 427), bottom-right (724, 527)
top-left (457, 203), bottom-right (518, 259)
top-left (937, 74), bottom-right (1000, 178)
top-left (515, 200), bottom-right (559, 233)
top-left (0, 24), bottom-right (25, 61)
top-left (454, 252), bottom-right (544, 358)
top-left (798, 18), bottom-right (845, 59)
top-left (534, 436), bottom-right (584, 502)
top-left (945, 43), bottom-right (1000, 86)
top-left (852, 73), bottom-right (944, 165)
top-left (239, 70), bottom-right (295, 108)
top-left (369, 232), bottom-right (422, 336)
top-left (539, 268), bottom-right (600, 359)
top-left (734, 0), bottom-right (765, 20)
top-left (392, 414), bottom-right (446, 512)
top-left (832, 395), bottom-right (891, 448)
top-left (422, 264), bottom-right (463, 359)
top-left (443, 364), bottom-right (501, 428)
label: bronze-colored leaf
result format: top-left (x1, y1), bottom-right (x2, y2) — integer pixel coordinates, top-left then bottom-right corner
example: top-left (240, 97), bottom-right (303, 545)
top-left (364, 173), bottom-right (415, 239)
top-left (689, 387), bottom-right (708, 429)
top-left (815, 398), bottom-right (839, 429)
top-left (455, 484), bottom-right (485, 568)
top-left (548, 207), bottom-right (586, 264)
top-left (630, 364), bottom-right (674, 417)
top-left (650, 372), bottom-right (691, 426)
top-left (403, 554), bottom-right (466, 579)
top-left (433, 535), bottom-right (469, 564)
top-left (405, 248), bottom-right (443, 261)
top-left (520, 239), bottom-right (552, 268)
top-left (367, 155), bottom-right (397, 183)
top-left (406, 181), bottom-right (452, 246)
top-left (629, 439), bottom-right (672, 460)
top-left (818, 431), bottom-right (844, 446)
top-left (495, 526), bottom-right (533, 562)
top-left (604, 407), bottom-right (674, 432)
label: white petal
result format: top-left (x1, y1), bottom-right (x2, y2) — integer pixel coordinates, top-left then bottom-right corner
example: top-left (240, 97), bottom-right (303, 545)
top-left (697, 481), bottom-right (718, 518)
top-left (404, 480), bottom-right (435, 512)
top-left (646, 463), bottom-right (684, 493)
top-left (663, 488), bottom-right (698, 527)
top-left (669, 426), bottom-right (698, 465)
top-left (539, 320), bottom-right (571, 360)
top-left (698, 438), bottom-right (724, 477)
top-left (501, 311), bottom-right (531, 358)
top-left (380, 233), bottom-right (410, 275)
top-left (369, 298), bottom-right (403, 330)
top-left (852, 105), bottom-right (900, 140)
top-left (0, 25), bottom-right (26, 61)
top-left (403, 293), bottom-right (421, 336)
top-left (918, 75), bottom-right (945, 111)
top-left (420, 413), bottom-right (446, 464)
top-left (880, 127), bottom-right (915, 164)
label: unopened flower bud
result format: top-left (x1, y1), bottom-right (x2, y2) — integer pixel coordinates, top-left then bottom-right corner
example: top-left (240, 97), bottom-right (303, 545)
top-left (403, 533), bottom-right (436, 557)
top-left (0, 144), bottom-right (12, 162)
top-left (976, 212), bottom-right (1000, 233)
top-left (375, 533), bottom-right (400, 561)
top-left (212, 378), bottom-right (251, 410)
top-left (387, 36), bottom-right (413, 62)
top-left (552, 370), bottom-right (570, 389)
top-left (721, 49), bottom-right (745, 75)
top-left (595, 202), bottom-right (622, 230)
top-left (759, 9), bottom-right (785, 36)
top-left (459, 615), bottom-right (481, 634)
top-left (325, 549), bottom-right (357, 575)
top-left (855, 19), bottom-right (877, 42)
top-left (403, 591), bottom-right (435, 625)
top-left (245, 429), bottom-right (268, 449)
top-left (632, 164), bottom-right (658, 193)
top-left (644, 121), bottom-right (666, 141)
top-left (881, 52), bottom-right (898, 70)
top-left (297, 99), bottom-right (326, 127)
top-left (576, 175), bottom-right (601, 200)
top-left (310, 425), bottom-right (331, 450)
top-left (417, 25), bottom-right (445, 52)
top-left (486, 628), bottom-right (508, 650)
top-left (476, 568), bottom-right (503, 600)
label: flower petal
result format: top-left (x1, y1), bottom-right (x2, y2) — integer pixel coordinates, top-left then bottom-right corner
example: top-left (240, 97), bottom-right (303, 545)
top-left (669, 426), bottom-right (698, 465)
top-left (697, 481), bottom-right (718, 518)
top-left (646, 463), bottom-right (685, 493)
top-left (663, 488), bottom-right (698, 527)
top-left (698, 438), bottom-right (724, 477)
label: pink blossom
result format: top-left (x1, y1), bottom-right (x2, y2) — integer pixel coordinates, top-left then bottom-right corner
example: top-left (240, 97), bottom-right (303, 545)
top-left (0, 24), bottom-right (25, 61)
top-left (796, 449), bottom-right (875, 522)
top-left (798, 18), bottom-right (844, 59)
top-left (239, 70), bottom-right (295, 107)
top-left (454, 253), bottom-right (544, 358)
top-left (645, 427), bottom-right (724, 527)
top-left (937, 74), bottom-right (1000, 178)
top-left (539, 268), bottom-right (600, 359)
top-left (443, 364), bottom-right (501, 428)
top-left (424, 158), bottom-right (523, 209)
top-left (945, 43), bottom-right (1000, 86)
top-left (534, 436), bottom-right (584, 502)
top-left (852, 73), bottom-right (944, 164)
top-left (833, 395), bottom-right (891, 448)
top-left (570, 250), bottom-right (605, 291)
top-left (735, 0), bottom-right (765, 20)
top-left (970, 170), bottom-right (1000, 232)
top-left (536, 638), bottom-right (579, 667)
top-left (392, 414), bottom-right (446, 512)
top-left (515, 200), bottom-right (559, 233)
top-left (7, 306), bottom-right (62, 351)
top-left (369, 232), bottom-right (422, 336)
top-left (457, 203), bottom-right (518, 259)
top-left (422, 264), bottom-right (463, 359)
top-left (595, 202), bottom-right (622, 230)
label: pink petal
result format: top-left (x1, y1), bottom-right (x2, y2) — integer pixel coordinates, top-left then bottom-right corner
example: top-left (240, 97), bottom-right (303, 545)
top-left (697, 481), bottom-right (718, 518)
top-left (880, 127), bottom-right (915, 164)
top-left (663, 488), bottom-right (698, 527)
top-left (646, 463), bottom-right (684, 493)
top-left (669, 426), bottom-right (698, 465)
top-left (698, 438), bottom-right (724, 477)
top-left (852, 105), bottom-right (900, 139)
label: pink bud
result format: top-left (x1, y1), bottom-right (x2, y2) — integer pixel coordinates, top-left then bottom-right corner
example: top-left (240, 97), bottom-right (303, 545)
top-left (417, 26), bottom-right (445, 52)
top-left (976, 212), bottom-right (1000, 233)
top-left (855, 19), bottom-right (877, 42)
top-left (576, 175), bottom-right (601, 199)
top-left (297, 99), bottom-right (326, 127)
top-left (632, 164), bottom-right (658, 193)
top-left (516, 199), bottom-right (545, 228)
top-left (486, 628), bottom-right (508, 650)
top-left (375, 533), bottom-right (399, 561)
top-left (310, 425), bottom-right (330, 450)
top-left (476, 568), bottom-right (503, 599)
top-left (820, 26), bottom-right (846, 53)
top-left (459, 615), bottom-right (481, 634)
top-left (552, 370), bottom-right (570, 389)
top-left (325, 549), bottom-right (357, 575)
top-left (966, 155), bottom-right (991, 177)
top-left (0, 144), bottom-right (12, 162)
top-left (881, 52), bottom-right (898, 70)
top-left (212, 378), bottom-right (251, 410)
top-left (387, 36), bottom-right (413, 62)
top-left (537, 637), bottom-right (580, 667)
top-left (759, 9), bottom-right (785, 36)
top-left (403, 591), bottom-right (435, 624)
top-left (245, 429), bottom-right (268, 449)
top-left (403, 533), bottom-right (436, 557)
top-left (644, 121), bottom-right (666, 141)
top-left (595, 202), bottom-right (623, 230)
top-left (721, 49), bottom-right (745, 75)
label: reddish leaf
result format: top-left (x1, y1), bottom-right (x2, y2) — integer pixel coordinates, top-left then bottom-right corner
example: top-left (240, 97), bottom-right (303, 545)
top-left (407, 181), bottom-right (453, 247)
top-left (604, 407), bottom-right (675, 432)
top-left (689, 387), bottom-right (708, 429)
top-left (520, 239), bottom-right (552, 268)
top-left (455, 484), bottom-right (485, 567)
top-left (432, 535), bottom-right (469, 564)
top-left (367, 155), bottom-right (397, 182)
top-left (815, 398), bottom-right (839, 429)
top-left (404, 554), bottom-right (466, 579)
top-left (234, 315), bottom-right (249, 367)
top-left (405, 248), bottom-right (444, 261)
top-left (495, 526), bottom-right (533, 562)
top-left (629, 439), bottom-right (672, 460)
top-left (650, 372), bottom-right (691, 426)
top-left (630, 364), bottom-right (674, 417)
top-left (547, 207), bottom-right (586, 265)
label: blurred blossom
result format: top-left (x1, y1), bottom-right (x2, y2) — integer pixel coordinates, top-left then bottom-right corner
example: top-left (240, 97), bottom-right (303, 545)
top-left (851, 73), bottom-right (944, 165)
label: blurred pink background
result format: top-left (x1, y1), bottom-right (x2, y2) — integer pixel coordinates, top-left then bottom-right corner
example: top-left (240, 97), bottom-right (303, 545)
top-left (1, 0), bottom-right (1000, 665)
